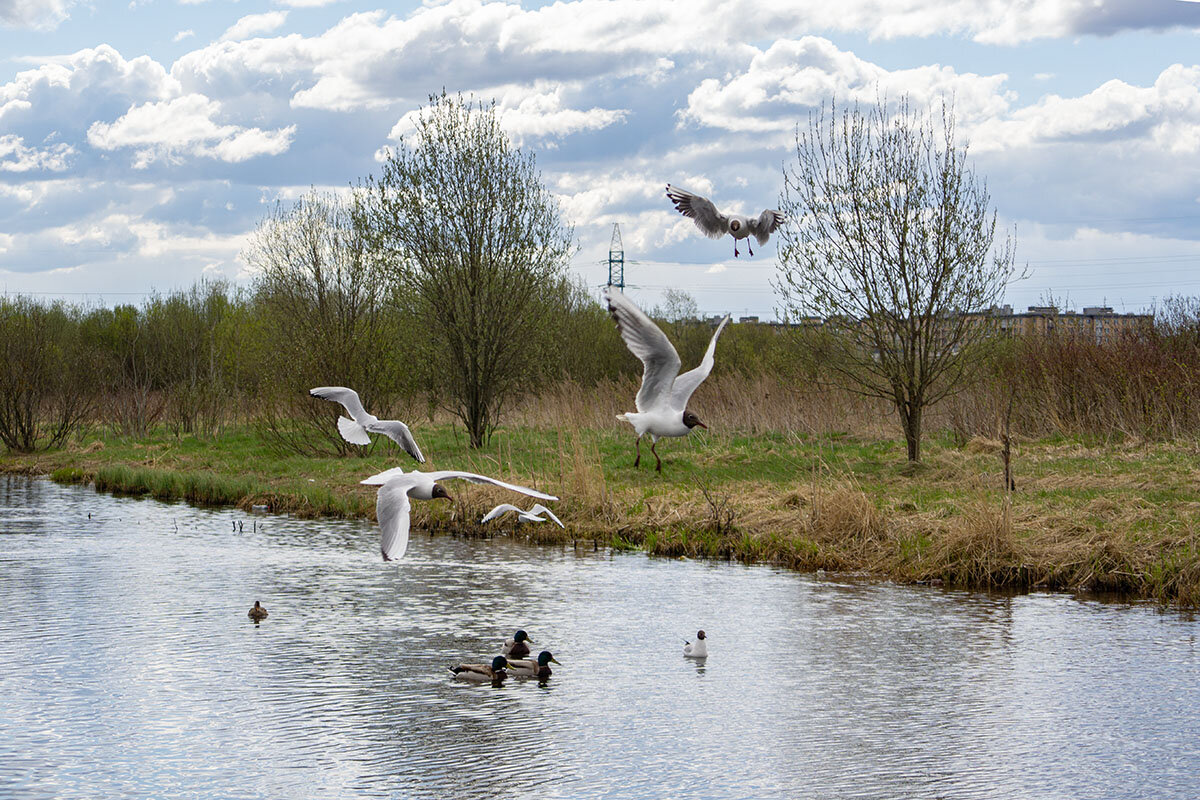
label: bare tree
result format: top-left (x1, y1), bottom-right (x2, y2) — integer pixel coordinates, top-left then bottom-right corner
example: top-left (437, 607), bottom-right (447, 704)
top-left (245, 190), bottom-right (404, 455)
top-left (0, 298), bottom-right (96, 452)
top-left (655, 288), bottom-right (700, 323)
top-left (86, 304), bottom-right (164, 438)
top-left (775, 96), bottom-right (1019, 461)
top-left (359, 93), bottom-right (574, 448)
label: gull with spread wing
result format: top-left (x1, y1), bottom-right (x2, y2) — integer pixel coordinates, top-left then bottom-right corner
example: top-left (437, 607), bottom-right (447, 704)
top-left (605, 288), bottom-right (730, 472)
top-left (310, 386), bottom-right (425, 463)
top-left (666, 183), bottom-right (785, 257)
top-left (361, 468), bottom-right (558, 560)
top-left (480, 503), bottom-right (564, 528)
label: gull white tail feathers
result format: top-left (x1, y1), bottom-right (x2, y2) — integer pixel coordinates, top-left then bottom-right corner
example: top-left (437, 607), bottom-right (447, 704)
top-left (337, 415), bottom-right (372, 446)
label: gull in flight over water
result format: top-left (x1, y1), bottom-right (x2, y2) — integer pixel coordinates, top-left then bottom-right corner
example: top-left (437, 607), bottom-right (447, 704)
top-left (666, 183), bottom-right (785, 257)
top-left (310, 386), bottom-right (425, 463)
top-left (605, 288), bottom-right (730, 472)
top-left (361, 468), bottom-right (558, 560)
top-left (481, 503), bottom-right (564, 528)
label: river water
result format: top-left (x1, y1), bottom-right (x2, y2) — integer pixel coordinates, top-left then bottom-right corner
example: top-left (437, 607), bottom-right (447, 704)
top-left (1, 475), bottom-right (1198, 799)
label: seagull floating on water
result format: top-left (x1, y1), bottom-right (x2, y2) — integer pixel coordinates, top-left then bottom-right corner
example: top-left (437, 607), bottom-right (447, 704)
top-left (310, 386), bottom-right (425, 463)
top-left (448, 655), bottom-right (510, 685)
top-left (501, 629), bottom-right (534, 660)
top-left (605, 288), bottom-right (729, 472)
top-left (684, 630), bottom-right (707, 658)
top-left (481, 503), bottom-right (564, 528)
top-left (508, 650), bottom-right (560, 679)
top-left (666, 184), bottom-right (785, 257)
top-left (361, 469), bottom-right (557, 561)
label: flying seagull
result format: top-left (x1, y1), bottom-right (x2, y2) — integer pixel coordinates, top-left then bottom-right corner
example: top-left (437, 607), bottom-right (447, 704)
top-left (666, 183), bottom-right (785, 257)
top-left (481, 503), bottom-right (564, 528)
top-left (310, 386), bottom-right (425, 463)
top-left (361, 468), bottom-right (558, 560)
top-left (605, 288), bottom-right (730, 472)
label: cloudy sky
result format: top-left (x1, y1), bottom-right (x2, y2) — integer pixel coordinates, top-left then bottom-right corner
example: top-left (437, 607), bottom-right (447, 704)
top-left (3, 0), bottom-right (1200, 318)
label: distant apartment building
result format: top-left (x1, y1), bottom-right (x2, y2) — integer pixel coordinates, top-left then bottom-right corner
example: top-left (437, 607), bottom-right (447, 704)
top-left (983, 304), bottom-right (1151, 342)
top-left (705, 305), bottom-right (1151, 342)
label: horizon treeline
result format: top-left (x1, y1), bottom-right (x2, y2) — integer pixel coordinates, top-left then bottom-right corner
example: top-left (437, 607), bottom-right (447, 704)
top-left (4, 280), bottom-right (1200, 455)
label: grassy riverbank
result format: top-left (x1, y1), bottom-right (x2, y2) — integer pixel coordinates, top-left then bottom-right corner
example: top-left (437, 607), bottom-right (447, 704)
top-left (5, 424), bottom-right (1200, 605)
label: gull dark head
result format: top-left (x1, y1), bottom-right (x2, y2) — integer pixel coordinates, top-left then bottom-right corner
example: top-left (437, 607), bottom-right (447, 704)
top-left (729, 219), bottom-right (741, 233)
top-left (697, 630), bottom-right (706, 640)
top-left (682, 411), bottom-right (707, 430)
top-left (431, 483), bottom-right (452, 501)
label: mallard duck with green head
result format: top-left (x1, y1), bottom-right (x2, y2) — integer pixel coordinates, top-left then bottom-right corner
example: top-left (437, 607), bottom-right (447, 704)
top-left (448, 655), bottom-right (510, 685)
top-left (501, 630), bottom-right (533, 659)
top-left (508, 650), bottom-right (560, 680)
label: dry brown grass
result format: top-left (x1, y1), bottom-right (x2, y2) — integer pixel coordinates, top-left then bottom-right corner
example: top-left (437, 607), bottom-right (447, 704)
top-left (507, 374), bottom-right (898, 438)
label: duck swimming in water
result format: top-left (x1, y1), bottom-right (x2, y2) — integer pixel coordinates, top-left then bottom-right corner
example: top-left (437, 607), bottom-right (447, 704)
top-left (508, 651), bottom-right (560, 680)
top-left (448, 656), bottom-right (510, 685)
top-left (248, 601), bottom-right (268, 622)
top-left (501, 630), bottom-right (533, 660)
top-left (683, 630), bottom-right (707, 658)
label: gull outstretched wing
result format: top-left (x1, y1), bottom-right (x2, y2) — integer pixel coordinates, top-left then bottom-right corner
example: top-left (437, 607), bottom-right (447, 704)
top-left (666, 184), bottom-right (728, 239)
top-left (367, 420), bottom-right (426, 463)
top-left (670, 314), bottom-right (730, 409)
top-left (605, 288), bottom-right (682, 412)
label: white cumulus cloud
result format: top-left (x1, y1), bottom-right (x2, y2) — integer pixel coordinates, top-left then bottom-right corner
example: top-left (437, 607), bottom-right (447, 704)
top-left (220, 11), bottom-right (289, 42)
top-left (86, 94), bottom-right (296, 167)
top-left (0, 134), bottom-right (74, 172)
top-left (498, 87), bottom-right (627, 143)
top-left (0, 0), bottom-right (72, 29)
top-left (972, 64), bottom-right (1200, 154)
top-left (681, 37), bottom-right (1012, 135)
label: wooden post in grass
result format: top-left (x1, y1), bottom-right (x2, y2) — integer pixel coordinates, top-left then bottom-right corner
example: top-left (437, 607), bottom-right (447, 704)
top-left (1001, 391), bottom-right (1016, 493)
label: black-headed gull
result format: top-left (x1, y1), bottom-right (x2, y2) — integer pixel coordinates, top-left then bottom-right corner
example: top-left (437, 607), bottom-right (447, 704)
top-left (481, 503), bottom-right (564, 527)
top-left (605, 288), bottom-right (730, 472)
top-left (361, 468), bottom-right (558, 560)
top-left (310, 386), bottom-right (425, 463)
top-left (666, 184), bottom-right (785, 257)
top-left (684, 630), bottom-right (707, 658)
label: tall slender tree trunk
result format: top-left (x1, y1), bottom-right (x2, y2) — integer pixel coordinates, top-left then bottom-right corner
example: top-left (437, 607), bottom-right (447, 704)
top-left (899, 401), bottom-right (922, 462)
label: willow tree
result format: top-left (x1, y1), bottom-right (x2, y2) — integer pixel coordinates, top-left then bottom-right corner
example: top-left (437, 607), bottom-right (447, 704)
top-left (775, 97), bottom-right (1018, 462)
top-left (359, 93), bottom-right (574, 448)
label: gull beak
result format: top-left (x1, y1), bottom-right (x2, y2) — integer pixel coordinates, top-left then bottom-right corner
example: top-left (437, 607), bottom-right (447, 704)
top-left (696, 421), bottom-right (708, 430)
